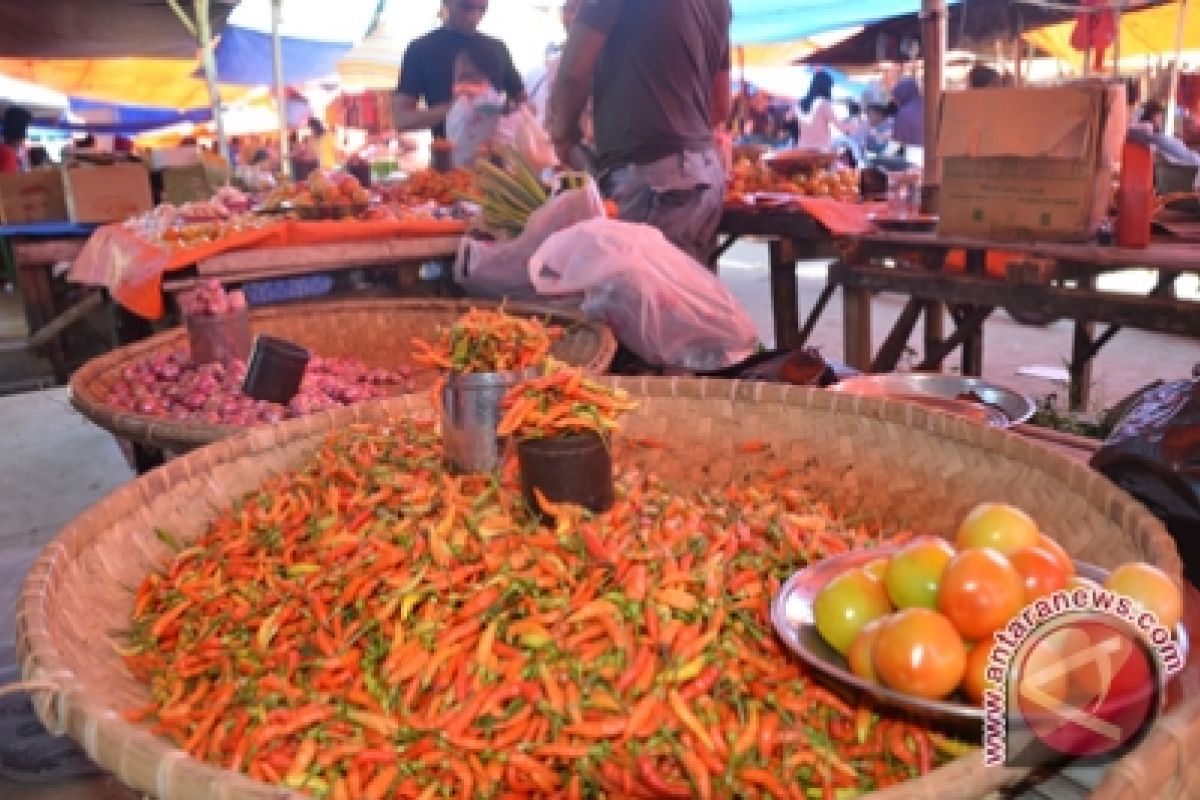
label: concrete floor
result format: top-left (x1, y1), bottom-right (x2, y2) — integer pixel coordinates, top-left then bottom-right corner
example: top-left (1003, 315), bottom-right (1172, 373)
top-left (0, 243), bottom-right (1196, 797)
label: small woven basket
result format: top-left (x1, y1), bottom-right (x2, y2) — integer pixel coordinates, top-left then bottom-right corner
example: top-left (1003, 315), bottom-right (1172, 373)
top-left (19, 379), bottom-right (1188, 799)
top-left (68, 297), bottom-right (617, 454)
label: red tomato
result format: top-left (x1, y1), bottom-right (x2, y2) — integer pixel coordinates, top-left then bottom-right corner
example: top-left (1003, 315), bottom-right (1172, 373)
top-left (961, 640), bottom-right (994, 704)
top-left (813, 568), bottom-right (893, 656)
top-left (1104, 562), bottom-right (1182, 631)
top-left (956, 502), bottom-right (1039, 555)
top-left (1009, 545), bottom-right (1071, 602)
top-left (938, 548), bottom-right (1026, 641)
top-left (883, 537), bottom-right (956, 609)
top-left (847, 618), bottom-right (884, 683)
top-left (872, 608), bottom-right (966, 701)
top-left (1036, 534), bottom-right (1076, 579)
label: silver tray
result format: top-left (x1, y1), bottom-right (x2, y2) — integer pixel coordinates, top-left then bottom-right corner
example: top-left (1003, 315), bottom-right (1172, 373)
top-left (770, 547), bottom-right (1189, 726)
top-left (829, 373), bottom-right (1036, 427)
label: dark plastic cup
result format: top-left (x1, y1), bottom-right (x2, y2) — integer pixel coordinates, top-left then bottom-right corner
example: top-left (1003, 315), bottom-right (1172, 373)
top-left (517, 432), bottom-right (615, 518)
top-left (242, 335), bottom-right (311, 404)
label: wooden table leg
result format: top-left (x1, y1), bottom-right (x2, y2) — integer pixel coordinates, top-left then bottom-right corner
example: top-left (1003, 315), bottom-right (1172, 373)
top-left (843, 283), bottom-right (873, 371)
top-left (871, 297), bottom-right (924, 373)
top-left (14, 255), bottom-right (67, 381)
top-left (960, 249), bottom-right (986, 376)
top-left (1069, 275), bottom-right (1097, 411)
top-left (768, 238), bottom-right (801, 349)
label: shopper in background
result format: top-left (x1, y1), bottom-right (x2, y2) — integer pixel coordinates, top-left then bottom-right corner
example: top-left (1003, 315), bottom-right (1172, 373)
top-left (966, 64), bottom-right (1001, 89)
top-left (0, 106), bottom-right (32, 173)
top-left (795, 70), bottom-right (853, 151)
top-left (891, 77), bottom-right (924, 150)
top-left (526, 0), bottom-right (585, 134)
top-left (394, 0), bottom-right (525, 139)
top-left (549, 0), bottom-right (732, 263)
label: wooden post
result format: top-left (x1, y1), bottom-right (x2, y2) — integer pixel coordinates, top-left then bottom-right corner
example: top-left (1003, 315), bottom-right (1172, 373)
top-left (195, 0), bottom-right (229, 162)
top-left (920, 0), bottom-right (946, 215)
top-left (272, 0), bottom-right (292, 179)
top-left (1166, 0), bottom-right (1190, 136)
top-left (169, 0), bottom-right (228, 162)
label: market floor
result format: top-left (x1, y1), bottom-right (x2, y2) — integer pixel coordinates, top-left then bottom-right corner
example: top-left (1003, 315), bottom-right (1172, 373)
top-left (0, 243), bottom-right (1196, 797)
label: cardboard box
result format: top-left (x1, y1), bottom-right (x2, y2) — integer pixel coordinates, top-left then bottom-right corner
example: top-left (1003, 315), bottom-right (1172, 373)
top-left (0, 170), bottom-right (68, 224)
top-left (160, 163), bottom-right (231, 206)
top-left (63, 164), bottom-right (153, 223)
top-left (938, 82), bottom-right (1127, 242)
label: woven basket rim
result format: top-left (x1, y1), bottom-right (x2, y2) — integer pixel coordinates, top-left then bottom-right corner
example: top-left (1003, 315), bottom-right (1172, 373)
top-left (20, 377), bottom-right (1184, 800)
top-left (68, 297), bottom-right (617, 453)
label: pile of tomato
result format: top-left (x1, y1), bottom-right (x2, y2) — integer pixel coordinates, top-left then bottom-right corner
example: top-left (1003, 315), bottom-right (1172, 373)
top-left (813, 502), bottom-right (1183, 705)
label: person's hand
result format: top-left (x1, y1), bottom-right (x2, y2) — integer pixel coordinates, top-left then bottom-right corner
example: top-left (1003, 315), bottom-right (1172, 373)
top-left (553, 137), bottom-right (578, 168)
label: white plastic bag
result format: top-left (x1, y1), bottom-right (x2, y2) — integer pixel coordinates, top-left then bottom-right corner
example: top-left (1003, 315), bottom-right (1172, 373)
top-left (454, 178), bottom-right (606, 301)
top-left (445, 89), bottom-right (504, 168)
top-left (529, 219), bottom-right (758, 370)
top-left (493, 104), bottom-right (558, 172)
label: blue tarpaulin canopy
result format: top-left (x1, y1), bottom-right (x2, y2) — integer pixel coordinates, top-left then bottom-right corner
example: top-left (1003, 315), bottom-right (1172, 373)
top-left (731, 0), bottom-right (961, 45)
top-left (50, 98), bottom-right (212, 135)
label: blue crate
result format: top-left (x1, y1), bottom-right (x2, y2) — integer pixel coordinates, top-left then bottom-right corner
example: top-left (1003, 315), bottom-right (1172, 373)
top-left (242, 275), bottom-right (334, 306)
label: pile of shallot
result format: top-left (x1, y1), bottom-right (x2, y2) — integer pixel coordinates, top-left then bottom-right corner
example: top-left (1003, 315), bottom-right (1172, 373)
top-left (106, 351), bottom-right (413, 426)
top-left (180, 279), bottom-right (247, 317)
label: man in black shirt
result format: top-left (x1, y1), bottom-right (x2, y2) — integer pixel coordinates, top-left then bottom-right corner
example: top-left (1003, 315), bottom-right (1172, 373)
top-left (394, 0), bottom-right (525, 139)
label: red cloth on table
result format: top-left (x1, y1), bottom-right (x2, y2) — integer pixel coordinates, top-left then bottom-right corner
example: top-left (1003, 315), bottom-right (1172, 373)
top-left (70, 218), bottom-right (467, 320)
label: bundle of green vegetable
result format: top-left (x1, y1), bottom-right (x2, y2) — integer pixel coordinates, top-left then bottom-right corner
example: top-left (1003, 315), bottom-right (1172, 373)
top-left (471, 147), bottom-right (550, 238)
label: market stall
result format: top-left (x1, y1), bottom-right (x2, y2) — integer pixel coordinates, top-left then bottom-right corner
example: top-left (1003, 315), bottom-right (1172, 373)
top-left (12, 379), bottom-right (1198, 799)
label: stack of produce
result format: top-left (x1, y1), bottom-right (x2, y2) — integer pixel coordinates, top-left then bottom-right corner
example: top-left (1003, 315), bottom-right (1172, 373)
top-left (470, 148), bottom-right (550, 238)
top-left (813, 502), bottom-right (1183, 704)
top-left (727, 158), bottom-right (861, 202)
top-left (124, 205), bottom-right (275, 251)
top-left (384, 168), bottom-right (476, 206)
top-left (122, 420), bottom-right (956, 798)
top-left (104, 351), bottom-right (411, 425)
top-left (498, 360), bottom-right (638, 440)
top-left (260, 170), bottom-right (371, 214)
top-left (179, 278), bottom-right (247, 317)
top-left (411, 306), bottom-right (559, 373)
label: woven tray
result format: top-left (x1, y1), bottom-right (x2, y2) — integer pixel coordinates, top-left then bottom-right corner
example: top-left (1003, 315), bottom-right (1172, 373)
top-left (18, 379), bottom-right (1188, 800)
top-left (68, 297), bottom-right (617, 454)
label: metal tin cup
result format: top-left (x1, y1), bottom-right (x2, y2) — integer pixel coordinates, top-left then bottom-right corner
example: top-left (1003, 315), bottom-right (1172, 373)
top-left (242, 334), bottom-right (311, 404)
top-left (185, 308), bottom-right (252, 366)
top-left (441, 368), bottom-right (536, 473)
top-left (517, 432), bottom-right (615, 518)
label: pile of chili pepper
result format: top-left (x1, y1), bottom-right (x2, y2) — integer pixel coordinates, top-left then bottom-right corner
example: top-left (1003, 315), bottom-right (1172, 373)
top-left (122, 420), bottom-right (953, 799)
top-left (497, 364), bottom-right (637, 441)
top-left (411, 308), bottom-right (559, 373)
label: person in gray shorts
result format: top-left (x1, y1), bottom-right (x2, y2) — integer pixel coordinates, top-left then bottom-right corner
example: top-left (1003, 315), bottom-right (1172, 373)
top-left (548, 0), bottom-right (732, 263)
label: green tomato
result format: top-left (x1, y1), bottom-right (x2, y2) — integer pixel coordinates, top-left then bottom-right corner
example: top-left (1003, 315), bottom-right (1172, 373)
top-left (884, 537), bottom-right (956, 609)
top-left (813, 567), bottom-right (892, 656)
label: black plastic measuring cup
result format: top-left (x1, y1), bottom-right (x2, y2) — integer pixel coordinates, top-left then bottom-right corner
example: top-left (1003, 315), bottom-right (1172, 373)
top-left (242, 334), bottom-right (311, 404)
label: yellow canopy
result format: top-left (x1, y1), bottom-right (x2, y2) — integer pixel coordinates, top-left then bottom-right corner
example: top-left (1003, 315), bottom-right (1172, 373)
top-left (1024, 1), bottom-right (1199, 66)
top-left (0, 58), bottom-right (252, 109)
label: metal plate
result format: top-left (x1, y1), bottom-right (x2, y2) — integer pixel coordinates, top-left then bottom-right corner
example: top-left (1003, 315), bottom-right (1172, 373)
top-left (829, 373), bottom-right (1037, 427)
top-left (770, 548), bottom-right (1190, 727)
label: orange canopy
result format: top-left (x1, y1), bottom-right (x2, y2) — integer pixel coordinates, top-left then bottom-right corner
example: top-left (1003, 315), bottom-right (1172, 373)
top-left (0, 58), bottom-right (253, 109)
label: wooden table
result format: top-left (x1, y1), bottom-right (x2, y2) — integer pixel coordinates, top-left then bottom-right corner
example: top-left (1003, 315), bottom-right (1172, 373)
top-left (714, 207), bottom-right (842, 349)
top-left (1, 222), bottom-right (100, 383)
top-left (818, 231), bottom-right (1200, 410)
top-left (161, 236), bottom-right (463, 295)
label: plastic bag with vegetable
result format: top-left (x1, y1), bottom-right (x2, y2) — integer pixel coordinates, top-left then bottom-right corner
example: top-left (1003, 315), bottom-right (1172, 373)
top-left (528, 218), bottom-right (758, 370)
top-left (454, 178), bottom-right (606, 301)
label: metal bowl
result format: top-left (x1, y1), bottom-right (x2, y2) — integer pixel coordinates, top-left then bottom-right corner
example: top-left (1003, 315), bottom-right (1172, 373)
top-left (770, 547), bottom-right (1190, 728)
top-left (829, 373), bottom-right (1036, 427)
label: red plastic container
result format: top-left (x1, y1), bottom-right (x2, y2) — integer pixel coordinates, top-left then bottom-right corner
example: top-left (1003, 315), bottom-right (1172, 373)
top-left (1116, 139), bottom-right (1153, 249)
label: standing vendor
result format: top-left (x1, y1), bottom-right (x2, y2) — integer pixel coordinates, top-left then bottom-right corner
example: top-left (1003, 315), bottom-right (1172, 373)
top-left (0, 106), bottom-right (32, 173)
top-left (548, 0), bottom-right (732, 263)
top-left (393, 0), bottom-right (525, 139)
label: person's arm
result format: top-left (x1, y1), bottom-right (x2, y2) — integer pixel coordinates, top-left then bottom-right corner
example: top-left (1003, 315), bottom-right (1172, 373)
top-left (393, 94), bottom-right (453, 133)
top-left (549, 0), bottom-right (620, 164)
top-left (501, 47), bottom-right (527, 105)
top-left (710, 70), bottom-right (731, 128)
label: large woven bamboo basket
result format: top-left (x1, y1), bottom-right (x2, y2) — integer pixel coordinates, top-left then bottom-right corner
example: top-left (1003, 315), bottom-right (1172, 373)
top-left (18, 379), bottom-right (1190, 800)
top-left (68, 297), bottom-right (617, 454)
